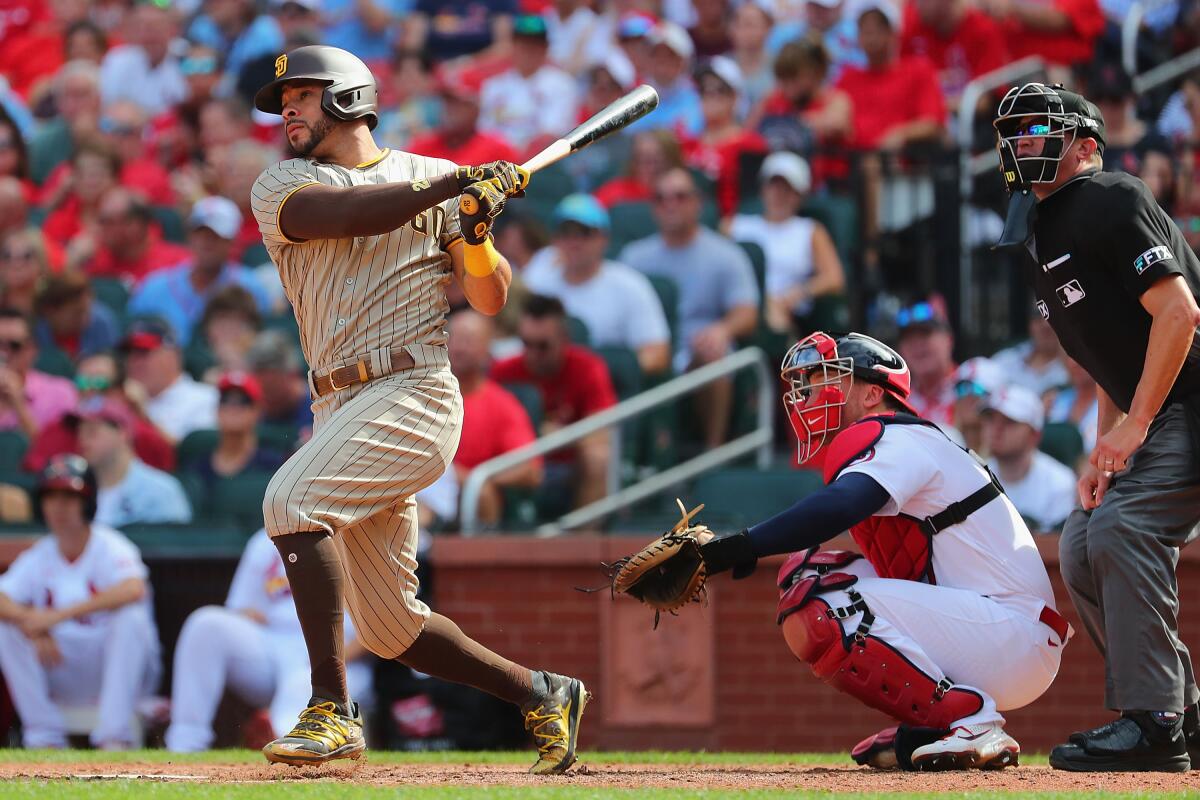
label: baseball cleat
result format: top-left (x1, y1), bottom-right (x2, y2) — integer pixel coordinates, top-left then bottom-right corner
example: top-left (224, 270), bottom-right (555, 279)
top-left (522, 672), bottom-right (590, 775)
top-left (262, 696), bottom-right (365, 766)
top-left (910, 722), bottom-right (1020, 771)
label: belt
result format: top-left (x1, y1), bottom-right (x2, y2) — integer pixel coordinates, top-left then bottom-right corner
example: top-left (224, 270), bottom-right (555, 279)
top-left (1039, 605), bottom-right (1070, 644)
top-left (311, 349), bottom-right (415, 398)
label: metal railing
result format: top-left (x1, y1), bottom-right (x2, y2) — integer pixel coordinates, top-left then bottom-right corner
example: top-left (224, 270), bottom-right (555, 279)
top-left (459, 347), bottom-right (774, 536)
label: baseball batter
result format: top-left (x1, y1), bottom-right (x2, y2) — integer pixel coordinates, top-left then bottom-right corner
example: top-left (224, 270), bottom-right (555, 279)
top-left (627, 333), bottom-right (1068, 770)
top-left (249, 45), bottom-right (587, 772)
top-left (0, 455), bottom-right (161, 749)
top-left (164, 529), bottom-right (373, 752)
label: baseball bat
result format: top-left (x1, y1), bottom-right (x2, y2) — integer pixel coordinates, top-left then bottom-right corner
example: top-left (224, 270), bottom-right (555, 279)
top-left (522, 84), bottom-right (660, 175)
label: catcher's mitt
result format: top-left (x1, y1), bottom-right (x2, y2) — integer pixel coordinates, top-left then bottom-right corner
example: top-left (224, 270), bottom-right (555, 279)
top-left (609, 499), bottom-right (712, 626)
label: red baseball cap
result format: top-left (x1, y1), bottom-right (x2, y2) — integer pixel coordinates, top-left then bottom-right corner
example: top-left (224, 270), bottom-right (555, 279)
top-left (218, 371), bottom-right (263, 403)
top-left (67, 395), bottom-right (135, 434)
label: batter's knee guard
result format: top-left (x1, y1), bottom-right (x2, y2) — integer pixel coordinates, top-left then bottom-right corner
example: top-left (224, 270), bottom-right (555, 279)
top-left (777, 560), bottom-right (983, 730)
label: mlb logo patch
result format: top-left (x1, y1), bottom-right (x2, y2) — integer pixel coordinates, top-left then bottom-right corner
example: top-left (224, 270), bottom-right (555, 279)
top-left (1036, 300), bottom-right (1049, 320)
top-left (1056, 280), bottom-right (1086, 307)
top-left (1134, 245), bottom-right (1172, 275)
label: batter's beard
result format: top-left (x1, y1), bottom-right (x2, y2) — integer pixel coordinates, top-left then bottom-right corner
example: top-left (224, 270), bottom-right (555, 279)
top-left (289, 115), bottom-right (336, 157)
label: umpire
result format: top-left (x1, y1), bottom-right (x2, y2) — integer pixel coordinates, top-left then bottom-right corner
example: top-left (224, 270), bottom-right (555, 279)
top-left (994, 82), bottom-right (1200, 772)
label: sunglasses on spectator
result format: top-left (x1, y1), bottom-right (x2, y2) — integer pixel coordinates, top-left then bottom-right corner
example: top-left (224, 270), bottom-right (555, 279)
top-left (219, 391), bottom-right (256, 407)
top-left (557, 222), bottom-right (597, 238)
top-left (955, 380), bottom-right (988, 399)
top-left (0, 250), bottom-right (35, 261)
top-left (99, 117), bottom-right (140, 137)
top-left (653, 189), bottom-right (695, 204)
top-left (75, 375), bottom-right (113, 392)
top-left (181, 56), bottom-right (218, 76)
top-left (0, 338), bottom-right (27, 353)
top-left (521, 337), bottom-right (557, 352)
top-left (699, 82), bottom-right (733, 97)
top-left (896, 302), bottom-right (941, 329)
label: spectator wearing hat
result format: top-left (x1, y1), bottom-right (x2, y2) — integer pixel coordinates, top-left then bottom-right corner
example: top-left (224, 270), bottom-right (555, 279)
top-left (578, 52), bottom-right (638, 122)
top-left (728, 152), bottom-right (846, 335)
top-left (491, 294), bottom-right (617, 511)
top-left (120, 318), bottom-right (218, 443)
top-left (479, 14), bottom-right (580, 155)
top-left (612, 10), bottom-right (656, 81)
top-left (0, 227), bottom-right (51, 317)
top-left (765, 0), bottom-right (866, 82)
top-left (640, 22), bottom-right (703, 136)
top-left (447, 310), bottom-right (541, 527)
top-left (33, 271), bottom-right (121, 362)
top-left (524, 194), bottom-right (671, 376)
top-left (25, 352), bottom-right (176, 474)
top-left (0, 454), bottom-right (160, 750)
top-left (952, 355), bottom-right (1006, 454)
top-left (98, 3), bottom-right (187, 117)
top-left (406, 0), bottom-right (517, 63)
top-left (894, 299), bottom-right (958, 427)
top-left (991, 314), bottom-right (1070, 397)
top-left (77, 188), bottom-right (190, 283)
top-left (245, 330), bottom-right (313, 443)
top-left (407, 76), bottom-right (521, 168)
top-left (729, 1), bottom-right (774, 112)
top-left (546, 0), bottom-right (610, 75)
top-left (375, 50), bottom-right (441, 151)
top-left (621, 167), bottom-right (759, 447)
top-left (1044, 355), bottom-right (1101, 454)
top-left (900, 0), bottom-right (1009, 111)
top-left (836, 0), bottom-right (946, 152)
top-left (186, 0), bottom-right (283, 98)
top-left (983, 385), bottom-right (1078, 534)
top-left (688, 0), bottom-right (733, 57)
top-left (0, 307), bottom-right (77, 437)
top-left (74, 396), bottom-right (191, 527)
top-left (1080, 60), bottom-right (1172, 179)
top-left (127, 197), bottom-right (271, 346)
top-left (683, 56), bottom-right (767, 219)
top-left (181, 371), bottom-right (288, 500)
top-left (979, 0), bottom-right (1103, 72)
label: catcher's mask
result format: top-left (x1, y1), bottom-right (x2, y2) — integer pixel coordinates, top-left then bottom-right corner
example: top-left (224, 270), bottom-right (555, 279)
top-left (993, 82), bottom-right (1105, 194)
top-left (781, 332), bottom-right (917, 464)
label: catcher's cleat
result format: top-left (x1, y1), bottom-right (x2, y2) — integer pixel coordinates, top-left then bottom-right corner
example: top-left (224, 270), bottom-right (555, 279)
top-left (262, 696), bottom-right (365, 766)
top-left (910, 722), bottom-right (1020, 771)
top-left (522, 672), bottom-right (590, 775)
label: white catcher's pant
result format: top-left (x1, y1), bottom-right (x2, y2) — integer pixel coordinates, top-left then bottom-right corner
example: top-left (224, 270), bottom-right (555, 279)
top-left (164, 607), bottom-right (373, 752)
top-left (0, 605), bottom-right (161, 747)
top-left (811, 559), bottom-right (1064, 728)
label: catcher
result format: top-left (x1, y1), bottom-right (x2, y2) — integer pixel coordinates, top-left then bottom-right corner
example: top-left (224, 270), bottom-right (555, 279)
top-left (615, 332), bottom-right (1068, 770)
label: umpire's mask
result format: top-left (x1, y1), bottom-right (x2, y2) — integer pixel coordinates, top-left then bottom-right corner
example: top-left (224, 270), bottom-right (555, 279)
top-left (993, 82), bottom-right (1106, 192)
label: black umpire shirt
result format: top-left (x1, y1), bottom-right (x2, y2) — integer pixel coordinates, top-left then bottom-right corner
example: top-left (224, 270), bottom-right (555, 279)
top-left (1023, 169), bottom-right (1200, 414)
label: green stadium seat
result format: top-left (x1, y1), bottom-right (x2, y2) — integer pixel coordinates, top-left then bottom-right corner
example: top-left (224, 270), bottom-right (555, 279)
top-left (607, 201), bottom-right (657, 256)
top-left (0, 430), bottom-right (30, 486)
top-left (257, 422), bottom-right (301, 454)
top-left (90, 278), bottom-right (130, 318)
top-left (566, 316), bottom-right (590, 346)
top-left (210, 470), bottom-right (274, 531)
top-left (34, 345), bottom-right (76, 378)
top-left (242, 242), bottom-right (270, 266)
top-left (736, 240), bottom-right (767, 302)
top-left (501, 382), bottom-right (543, 431)
top-left (1040, 422), bottom-right (1084, 468)
top-left (176, 429), bottom-right (219, 467)
top-left (596, 345), bottom-right (642, 401)
top-left (263, 311), bottom-right (302, 345)
top-left (524, 162), bottom-right (577, 219)
top-left (645, 274), bottom-right (679, 351)
top-left (119, 522), bottom-right (254, 558)
top-left (151, 205), bottom-right (186, 243)
top-left (690, 467), bottom-right (823, 530)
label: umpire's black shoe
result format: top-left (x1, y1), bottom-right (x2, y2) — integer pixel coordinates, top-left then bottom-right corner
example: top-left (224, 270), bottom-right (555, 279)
top-left (1050, 712), bottom-right (1190, 772)
top-left (1185, 703), bottom-right (1200, 769)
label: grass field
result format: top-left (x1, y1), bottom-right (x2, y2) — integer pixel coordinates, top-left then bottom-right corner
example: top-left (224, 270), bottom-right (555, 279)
top-left (2, 749), bottom-right (1199, 799)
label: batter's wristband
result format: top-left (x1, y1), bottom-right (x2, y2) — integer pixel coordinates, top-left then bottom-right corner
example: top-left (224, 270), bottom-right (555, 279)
top-left (463, 236), bottom-right (500, 277)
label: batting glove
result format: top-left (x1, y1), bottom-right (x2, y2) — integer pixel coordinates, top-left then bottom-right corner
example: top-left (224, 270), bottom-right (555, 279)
top-left (459, 179), bottom-right (507, 246)
top-left (455, 161), bottom-right (529, 197)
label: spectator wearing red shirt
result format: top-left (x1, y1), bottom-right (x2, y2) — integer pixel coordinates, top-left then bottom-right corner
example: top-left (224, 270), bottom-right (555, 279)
top-left (980, 0), bottom-right (1104, 70)
top-left (836, 0), bottom-right (946, 151)
top-left (28, 60), bottom-right (102, 185)
top-left (24, 352), bottom-right (175, 473)
top-left (41, 142), bottom-right (120, 251)
top-left (491, 294), bottom-right (616, 511)
top-left (683, 56), bottom-right (767, 220)
top-left (448, 310), bottom-right (541, 527)
top-left (689, 0), bottom-right (733, 57)
top-left (0, 0), bottom-right (88, 101)
top-left (74, 188), bottom-right (189, 283)
top-left (594, 129), bottom-right (684, 208)
top-left (406, 75), bottom-right (520, 167)
top-left (901, 0), bottom-right (1010, 110)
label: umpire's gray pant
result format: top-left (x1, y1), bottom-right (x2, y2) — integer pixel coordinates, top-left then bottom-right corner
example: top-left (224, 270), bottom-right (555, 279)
top-left (1060, 403), bottom-right (1200, 713)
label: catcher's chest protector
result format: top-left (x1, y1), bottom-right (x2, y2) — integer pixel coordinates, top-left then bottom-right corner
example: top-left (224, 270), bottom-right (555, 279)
top-left (822, 414), bottom-right (1002, 583)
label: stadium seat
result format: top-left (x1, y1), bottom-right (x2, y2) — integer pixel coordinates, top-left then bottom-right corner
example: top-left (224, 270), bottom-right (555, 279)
top-left (1040, 422), bottom-right (1084, 468)
top-left (90, 278), bottom-right (130, 318)
top-left (0, 431), bottom-right (30, 488)
top-left (176, 429), bottom-right (219, 466)
top-left (736, 240), bottom-right (767, 303)
top-left (607, 201), bottom-right (657, 256)
top-left (34, 345), bottom-right (76, 378)
top-left (596, 346), bottom-right (642, 401)
top-left (263, 311), bottom-right (303, 345)
top-left (241, 242), bottom-right (270, 266)
top-left (210, 471), bottom-right (274, 531)
top-left (690, 467), bottom-right (823, 530)
top-left (523, 162), bottom-right (576, 219)
top-left (566, 316), bottom-right (590, 346)
top-left (151, 206), bottom-right (186, 243)
top-left (257, 422), bottom-right (301, 454)
top-left (645, 274), bottom-right (679, 351)
top-left (120, 522), bottom-right (254, 557)
top-left (501, 382), bottom-right (544, 431)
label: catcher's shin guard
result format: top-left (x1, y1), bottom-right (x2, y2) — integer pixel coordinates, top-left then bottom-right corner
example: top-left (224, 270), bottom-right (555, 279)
top-left (777, 578), bottom-right (983, 730)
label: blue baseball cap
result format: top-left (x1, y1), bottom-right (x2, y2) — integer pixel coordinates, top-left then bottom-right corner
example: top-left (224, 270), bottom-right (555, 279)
top-left (553, 194), bottom-right (610, 232)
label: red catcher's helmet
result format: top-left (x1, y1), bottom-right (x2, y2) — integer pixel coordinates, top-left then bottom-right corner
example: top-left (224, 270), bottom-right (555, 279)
top-left (36, 453), bottom-right (98, 521)
top-left (781, 331), bottom-right (917, 464)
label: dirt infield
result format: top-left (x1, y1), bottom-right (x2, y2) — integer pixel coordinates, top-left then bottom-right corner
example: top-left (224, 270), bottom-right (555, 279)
top-left (4, 759), bottom-right (1200, 792)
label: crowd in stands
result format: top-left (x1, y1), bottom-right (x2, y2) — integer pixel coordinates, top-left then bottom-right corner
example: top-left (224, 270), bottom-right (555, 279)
top-left (0, 0), bottom-right (1194, 537)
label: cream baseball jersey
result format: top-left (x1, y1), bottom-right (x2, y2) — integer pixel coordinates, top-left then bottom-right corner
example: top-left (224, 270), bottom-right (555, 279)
top-left (250, 148), bottom-right (463, 372)
top-left (839, 423), bottom-right (1057, 620)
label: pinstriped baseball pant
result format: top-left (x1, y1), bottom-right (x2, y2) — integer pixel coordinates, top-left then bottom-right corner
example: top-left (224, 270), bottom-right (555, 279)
top-left (263, 364), bottom-right (463, 659)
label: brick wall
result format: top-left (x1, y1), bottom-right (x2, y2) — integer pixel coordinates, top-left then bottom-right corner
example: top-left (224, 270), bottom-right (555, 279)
top-left (430, 534), bottom-right (1200, 754)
